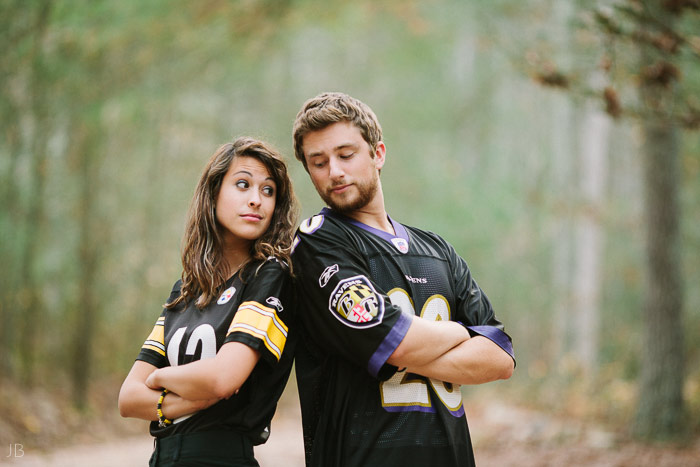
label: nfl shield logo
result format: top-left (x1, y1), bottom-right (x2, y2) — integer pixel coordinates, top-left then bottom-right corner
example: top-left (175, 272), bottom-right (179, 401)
top-left (391, 238), bottom-right (409, 254)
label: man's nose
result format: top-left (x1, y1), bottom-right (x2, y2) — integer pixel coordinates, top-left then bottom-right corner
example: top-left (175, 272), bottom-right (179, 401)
top-left (328, 157), bottom-right (344, 179)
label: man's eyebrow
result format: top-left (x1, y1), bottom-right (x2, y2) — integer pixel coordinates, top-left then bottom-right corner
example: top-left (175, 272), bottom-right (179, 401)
top-left (335, 142), bottom-right (358, 152)
top-left (307, 142), bottom-right (359, 158)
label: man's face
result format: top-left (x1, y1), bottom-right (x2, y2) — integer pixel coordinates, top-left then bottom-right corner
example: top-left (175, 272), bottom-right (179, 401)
top-left (302, 121), bottom-right (385, 214)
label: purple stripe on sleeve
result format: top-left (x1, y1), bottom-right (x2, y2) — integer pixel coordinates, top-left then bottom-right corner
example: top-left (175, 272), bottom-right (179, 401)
top-left (384, 405), bottom-right (437, 414)
top-left (467, 325), bottom-right (515, 362)
top-left (368, 312), bottom-right (412, 378)
top-left (383, 394), bottom-right (464, 417)
top-left (384, 403), bottom-right (464, 417)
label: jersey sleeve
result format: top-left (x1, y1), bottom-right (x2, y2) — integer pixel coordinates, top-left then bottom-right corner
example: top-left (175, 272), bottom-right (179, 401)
top-left (135, 280), bottom-right (182, 368)
top-left (224, 260), bottom-right (293, 366)
top-left (443, 238), bottom-right (515, 363)
top-left (292, 215), bottom-right (411, 380)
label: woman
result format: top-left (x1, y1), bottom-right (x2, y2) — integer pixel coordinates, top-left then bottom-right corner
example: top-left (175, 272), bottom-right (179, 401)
top-left (118, 137), bottom-right (299, 467)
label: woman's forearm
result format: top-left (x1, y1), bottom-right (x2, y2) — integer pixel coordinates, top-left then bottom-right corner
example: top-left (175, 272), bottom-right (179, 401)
top-left (118, 360), bottom-right (217, 421)
top-left (146, 341), bottom-right (261, 400)
top-left (147, 358), bottom-right (230, 400)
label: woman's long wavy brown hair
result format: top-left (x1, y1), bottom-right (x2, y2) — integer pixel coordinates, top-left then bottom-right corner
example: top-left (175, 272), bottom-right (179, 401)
top-left (166, 137), bottom-right (299, 310)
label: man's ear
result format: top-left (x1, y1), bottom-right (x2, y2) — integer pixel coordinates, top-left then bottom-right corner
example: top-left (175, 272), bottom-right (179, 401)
top-left (374, 141), bottom-right (386, 170)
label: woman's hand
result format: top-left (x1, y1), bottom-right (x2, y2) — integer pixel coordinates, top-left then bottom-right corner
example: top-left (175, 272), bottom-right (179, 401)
top-left (145, 369), bottom-right (162, 390)
top-left (118, 360), bottom-right (220, 421)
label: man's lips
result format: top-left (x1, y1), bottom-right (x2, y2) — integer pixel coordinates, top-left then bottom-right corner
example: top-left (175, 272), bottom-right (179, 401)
top-left (330, 184), bottom-right (351, 194)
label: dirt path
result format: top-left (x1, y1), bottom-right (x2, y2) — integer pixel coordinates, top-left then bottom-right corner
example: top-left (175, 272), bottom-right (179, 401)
top-left (2, 429), bottom-right (304, 467)
top-left (467, 401), bottom-right (700, 467)
top-left (1, 395), bottom-right (306, 467)
top-left (1, 424), bottom-right (304, 467)
top-left (3, 397), bottom-right (698, 467)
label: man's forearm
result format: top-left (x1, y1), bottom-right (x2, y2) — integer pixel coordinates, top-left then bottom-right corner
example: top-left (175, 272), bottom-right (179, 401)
top-left (407, 336), bottom-right (514, 385)
top-left (387, 317), bottom-right (470, 368)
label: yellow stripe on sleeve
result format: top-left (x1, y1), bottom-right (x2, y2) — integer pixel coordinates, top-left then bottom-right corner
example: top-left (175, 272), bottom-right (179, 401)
top-left (227, 302), bottom-right (288, 361)
top-left (142, 317), bottom-right (166, 356)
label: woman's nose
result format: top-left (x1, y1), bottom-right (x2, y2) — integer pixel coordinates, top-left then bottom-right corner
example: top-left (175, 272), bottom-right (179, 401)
top-left (248, 191), bottom-right (261, 207)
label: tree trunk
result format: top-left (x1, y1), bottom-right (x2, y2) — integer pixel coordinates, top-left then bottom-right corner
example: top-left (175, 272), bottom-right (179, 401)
top-left (572, 104), bottom-right (610, 375)
top-left (17, 0), bottom-right (52, 384)
top-left (634, 109), bottom-right (686, 440)
top-left (0, 103), bottom-right (23, 380)
top-left (550, 94), bottom-right (575, 362)
top-left (69, 119), bottom-right (102, 410)
top-left (633, 1), bottom-right (686, 439)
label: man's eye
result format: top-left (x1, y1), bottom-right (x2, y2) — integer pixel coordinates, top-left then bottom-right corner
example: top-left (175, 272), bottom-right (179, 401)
top-left (340, 153), bottom-right (354, 159)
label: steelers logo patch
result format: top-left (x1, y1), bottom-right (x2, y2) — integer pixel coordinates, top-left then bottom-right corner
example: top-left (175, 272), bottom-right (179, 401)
top-left (217, 286), bottom-right (236, 305)
top-left (328, 275), bottom-right (384, 328)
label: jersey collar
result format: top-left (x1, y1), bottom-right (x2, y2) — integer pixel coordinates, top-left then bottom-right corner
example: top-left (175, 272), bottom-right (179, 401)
top-left (320, 207), bottom-right (410, 252)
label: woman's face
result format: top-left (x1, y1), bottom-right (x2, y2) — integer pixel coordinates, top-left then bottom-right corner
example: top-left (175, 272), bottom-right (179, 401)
top-left (215, 156), bottom-right (276, 248)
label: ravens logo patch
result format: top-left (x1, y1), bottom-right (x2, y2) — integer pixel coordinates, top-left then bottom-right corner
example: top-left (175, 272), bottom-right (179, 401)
top-left (328, 275), bottom-right (384, 328)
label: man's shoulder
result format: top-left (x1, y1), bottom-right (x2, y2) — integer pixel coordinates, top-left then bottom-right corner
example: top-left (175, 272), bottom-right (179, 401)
top-left (295, 211), bottom-right (353, 242)
top-left (402, 223), bottom-right (450, 245)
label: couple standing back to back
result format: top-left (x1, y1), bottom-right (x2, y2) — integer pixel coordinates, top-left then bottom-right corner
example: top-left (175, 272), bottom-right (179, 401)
top-left (119, 91), bottom-right (514, 467)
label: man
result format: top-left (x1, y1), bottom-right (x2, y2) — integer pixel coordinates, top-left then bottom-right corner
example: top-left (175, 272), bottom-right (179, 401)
top-left (291, 92), bottom-right (514, 466)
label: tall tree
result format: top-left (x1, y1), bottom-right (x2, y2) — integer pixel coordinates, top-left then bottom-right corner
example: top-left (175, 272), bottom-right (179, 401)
top-left (16, 0), bottom-right (52, 384)
top-left (68, 116), bottom-right (103, 409)
top-left (539, 0), bottom-right (698, 439)
top-left (572, 102), bottom-right (610, 375)
top-left (633, 0), bottom-right (687, 440)
top-left (0, 0), bottom-right (30, 380)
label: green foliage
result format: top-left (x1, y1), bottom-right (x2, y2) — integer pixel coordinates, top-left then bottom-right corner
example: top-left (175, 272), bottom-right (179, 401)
top-left (0, 0), bottom-right (698, 442)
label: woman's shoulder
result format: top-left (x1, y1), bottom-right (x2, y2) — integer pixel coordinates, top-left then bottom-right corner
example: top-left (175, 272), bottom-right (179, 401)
top-left (247, 256), bottom-right (290, 279)
top-left (169, 278), bottom-right (184, 293)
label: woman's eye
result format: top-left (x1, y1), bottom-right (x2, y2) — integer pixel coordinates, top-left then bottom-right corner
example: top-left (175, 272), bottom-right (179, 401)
top-left (236, 180), bottom-right (249, 189)
top-left (340, 153), bottom-right (354, 159)
top-left (262, 186), bottom-right (275, 196)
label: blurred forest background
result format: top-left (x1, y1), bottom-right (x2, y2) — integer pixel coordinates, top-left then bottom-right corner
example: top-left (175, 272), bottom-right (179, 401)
top-left (1, 0), bottom-right (699, 460)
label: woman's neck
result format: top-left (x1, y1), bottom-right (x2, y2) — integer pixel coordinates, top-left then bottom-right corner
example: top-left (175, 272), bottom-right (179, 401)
top-left (221, 243), bottom-right (251, 279)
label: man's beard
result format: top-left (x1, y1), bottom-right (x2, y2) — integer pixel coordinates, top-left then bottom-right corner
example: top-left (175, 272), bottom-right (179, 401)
top-left (321, 173), bottom-right (379, 214)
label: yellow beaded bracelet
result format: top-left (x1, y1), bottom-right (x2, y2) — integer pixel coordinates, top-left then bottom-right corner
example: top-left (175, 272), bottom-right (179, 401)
top-left (156, 388), bottom-right (172, 428)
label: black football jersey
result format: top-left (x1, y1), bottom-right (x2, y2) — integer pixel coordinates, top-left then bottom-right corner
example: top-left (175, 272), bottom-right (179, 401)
top-left (292, 207), bottom-right (513, 467)
top-left (136, 258), bottom-right (296, 445)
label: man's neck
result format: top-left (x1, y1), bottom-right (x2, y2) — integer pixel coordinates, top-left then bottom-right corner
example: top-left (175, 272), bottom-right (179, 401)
top-left (344, 209), bottom-right (394, 234)
top-left (342, 186), bottom-right (394, 235)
